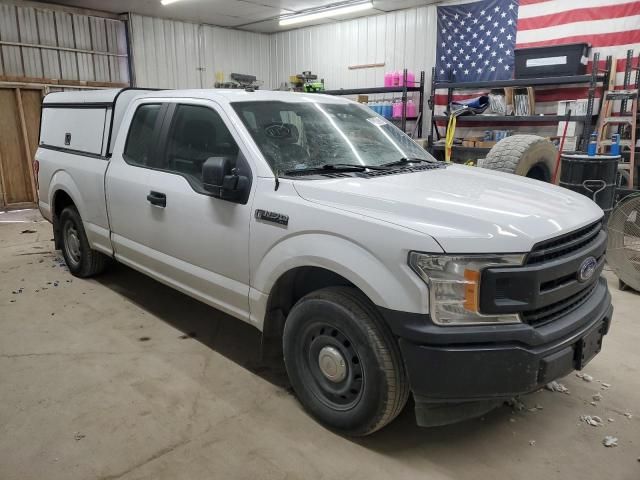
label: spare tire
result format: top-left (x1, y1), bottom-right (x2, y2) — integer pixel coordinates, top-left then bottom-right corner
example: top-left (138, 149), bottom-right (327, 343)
top-left (481, 134), bottom-right (557, 182)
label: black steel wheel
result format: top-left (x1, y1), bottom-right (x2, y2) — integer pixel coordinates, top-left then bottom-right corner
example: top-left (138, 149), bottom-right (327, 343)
top-left (301, 321), bottom-right (364, 410)
top-left (58, 206), bottom-right (109, 277)
top-left (283, 286), bottom-right (409, 436)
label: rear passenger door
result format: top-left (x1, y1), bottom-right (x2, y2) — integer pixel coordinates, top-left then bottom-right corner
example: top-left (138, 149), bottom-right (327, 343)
top-left (141, 100), bottom-right (254, 321)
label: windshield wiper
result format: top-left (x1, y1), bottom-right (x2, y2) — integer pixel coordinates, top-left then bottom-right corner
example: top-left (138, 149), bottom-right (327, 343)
top-left (283, 163), bottom-right (388, 176)
top-left (381, 157), bottom-right (434, 167)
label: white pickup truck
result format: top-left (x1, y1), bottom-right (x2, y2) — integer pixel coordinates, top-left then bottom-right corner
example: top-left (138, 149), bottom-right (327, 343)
top-left (36, 88), bottom-right (612, 435)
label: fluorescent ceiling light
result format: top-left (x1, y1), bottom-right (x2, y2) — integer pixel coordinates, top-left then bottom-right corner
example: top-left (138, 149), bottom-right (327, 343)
top-left (161, 0), bottom-right (182, 5)
top-left (279, 2), bottom-right (373, 26)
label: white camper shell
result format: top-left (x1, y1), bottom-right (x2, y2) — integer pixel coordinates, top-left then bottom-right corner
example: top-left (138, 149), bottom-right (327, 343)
top-left (40, 88), bottom-right (156, 158)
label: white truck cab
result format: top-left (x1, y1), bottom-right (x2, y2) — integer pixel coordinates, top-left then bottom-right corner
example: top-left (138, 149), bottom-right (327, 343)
top-left (36, 88), bottom-right (612, 435)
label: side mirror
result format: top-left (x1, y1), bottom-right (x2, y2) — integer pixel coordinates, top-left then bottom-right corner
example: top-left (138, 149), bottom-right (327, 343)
top-left (202, 156), bottom-right (249, 202)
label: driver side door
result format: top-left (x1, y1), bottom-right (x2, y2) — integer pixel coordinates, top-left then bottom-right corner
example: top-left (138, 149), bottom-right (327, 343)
top-left (142, 100), bottom-right (254, 322)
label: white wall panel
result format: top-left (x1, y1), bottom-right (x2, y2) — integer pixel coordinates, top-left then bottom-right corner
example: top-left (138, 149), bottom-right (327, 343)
top-left (0, 2), bottom-right (129, 84)
top-left (269, 6), bottom-right (438, 122)
top-left (130, 14), bottom-right (201, 88)
top-left (201, 25), bottom-right (271, 88)
top-left (130, 15), bottom-right (272, 89)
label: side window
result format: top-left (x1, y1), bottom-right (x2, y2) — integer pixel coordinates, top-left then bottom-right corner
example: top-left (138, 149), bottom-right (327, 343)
top-left (162, 104), bottom-right (239, 184)
top-left (123, 104), bottom-right (162, 166)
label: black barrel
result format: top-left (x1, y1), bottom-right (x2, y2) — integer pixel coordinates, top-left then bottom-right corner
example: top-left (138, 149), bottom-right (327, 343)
top-left (559, 154), bottom-right (619, 223)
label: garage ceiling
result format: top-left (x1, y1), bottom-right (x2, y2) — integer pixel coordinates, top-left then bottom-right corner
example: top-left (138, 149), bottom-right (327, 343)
top-left (37, 0), bottom-right (440, 32)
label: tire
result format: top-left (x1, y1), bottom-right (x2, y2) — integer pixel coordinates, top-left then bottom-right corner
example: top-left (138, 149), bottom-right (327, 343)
top-left (481, 134), bottom-right (557, 182)
top-left (283, 286), bottom-right (409, 436)
top-left (59, 206), bottom-right (109, 278)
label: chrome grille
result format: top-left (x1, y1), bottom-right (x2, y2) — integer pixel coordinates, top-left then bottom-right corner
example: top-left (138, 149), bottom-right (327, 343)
top-left (521, 282), bottom-right (598, 327)
top-left (526, 220), bottom-right (603, 265)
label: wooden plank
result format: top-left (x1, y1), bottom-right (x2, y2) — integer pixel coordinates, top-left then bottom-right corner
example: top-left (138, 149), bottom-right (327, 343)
top-left (15, 88), bottom-right (38, 202)
top-left (19, 89), bottom-right (43, 161)
top-left (0, 150), bottom-right (7, 209)
top-left (0, 89), bottom-right (34, 205)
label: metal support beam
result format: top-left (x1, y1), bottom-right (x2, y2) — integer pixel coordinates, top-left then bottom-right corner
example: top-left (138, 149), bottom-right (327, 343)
top-left (0, 40), bottom-right (127, 58)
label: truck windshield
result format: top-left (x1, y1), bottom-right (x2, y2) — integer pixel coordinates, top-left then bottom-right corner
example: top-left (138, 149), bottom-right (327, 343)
top-left (231, 100), bottom-right (434, 175)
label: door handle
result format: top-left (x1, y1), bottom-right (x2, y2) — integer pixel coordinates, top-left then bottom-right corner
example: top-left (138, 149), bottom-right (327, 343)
top-left (147, 191), bottom-right (166, 207)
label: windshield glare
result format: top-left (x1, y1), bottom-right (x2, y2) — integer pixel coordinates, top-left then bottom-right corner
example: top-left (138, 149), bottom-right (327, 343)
top-left (231, 100), bottom-right (433, 175)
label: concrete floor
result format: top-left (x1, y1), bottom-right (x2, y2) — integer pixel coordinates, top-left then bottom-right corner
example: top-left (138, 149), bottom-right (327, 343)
top-left (0, 210), bottom-right (639, 480)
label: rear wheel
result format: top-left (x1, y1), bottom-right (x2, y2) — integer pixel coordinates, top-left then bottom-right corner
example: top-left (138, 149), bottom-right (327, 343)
top-left (59, 206), bottom-right (109, 277)
top-left (283, 287), bottom-right (409, 436)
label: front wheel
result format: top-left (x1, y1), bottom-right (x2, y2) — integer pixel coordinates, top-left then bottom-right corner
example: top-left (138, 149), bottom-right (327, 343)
top-left (283, 287), bottom-right (409, 436)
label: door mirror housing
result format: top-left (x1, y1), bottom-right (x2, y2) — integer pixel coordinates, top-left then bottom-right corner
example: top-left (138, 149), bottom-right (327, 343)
top-left (202, 156), bottom-right (249, 202)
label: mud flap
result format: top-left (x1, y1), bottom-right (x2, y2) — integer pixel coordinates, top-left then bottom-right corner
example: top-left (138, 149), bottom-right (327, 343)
top-left (414, 397), bottom-right (503, 427)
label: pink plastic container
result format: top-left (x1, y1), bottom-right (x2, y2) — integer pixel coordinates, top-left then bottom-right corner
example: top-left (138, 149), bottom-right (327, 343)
top-left (391, 71), bottom-right (400, 86)
top-left (384, 71), bottom-right (393, 87)
top-left (392, 100), bottom-right (403, 118)
top-left (406, 70), bottom-right (415, 86)
top-left (406, 100), bottom-right (417, 117)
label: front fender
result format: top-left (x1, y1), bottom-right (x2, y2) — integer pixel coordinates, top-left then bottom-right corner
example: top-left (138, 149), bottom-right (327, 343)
top-left (253, 232), bottom-right (430, 315)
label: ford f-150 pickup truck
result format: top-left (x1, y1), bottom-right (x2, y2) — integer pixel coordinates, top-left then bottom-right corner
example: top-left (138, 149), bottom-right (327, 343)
top-left (35, 88), bottom-right (612, 436)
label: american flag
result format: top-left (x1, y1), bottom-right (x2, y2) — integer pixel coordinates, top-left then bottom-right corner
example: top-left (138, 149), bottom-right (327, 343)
top-left (436, 0), bottom-right (518, 82)
top-left (434, 0), bottom-right (640, 130)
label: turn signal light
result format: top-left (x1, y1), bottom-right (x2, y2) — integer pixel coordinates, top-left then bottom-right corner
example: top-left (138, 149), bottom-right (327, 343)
top-left (463, 269), bottom-right (480, 312)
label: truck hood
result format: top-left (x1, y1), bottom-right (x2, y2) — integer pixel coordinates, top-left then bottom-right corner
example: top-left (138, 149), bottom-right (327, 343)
top-left (293, 164), bottom-right (604, 253)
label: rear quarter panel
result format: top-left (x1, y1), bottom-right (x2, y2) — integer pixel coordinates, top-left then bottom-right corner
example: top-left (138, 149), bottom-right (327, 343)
top-left (37, 147), bottom-right (112, 254)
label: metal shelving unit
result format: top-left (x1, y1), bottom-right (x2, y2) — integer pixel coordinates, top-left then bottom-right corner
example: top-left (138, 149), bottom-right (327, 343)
top-left (322, 69), bottom-right (425, 135)
top-left (428, 54), bottom-right (613, 157)
top-left (432, 115), bottom-right (594, 123)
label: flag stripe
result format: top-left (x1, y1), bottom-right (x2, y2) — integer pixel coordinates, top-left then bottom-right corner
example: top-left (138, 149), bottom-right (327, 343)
top-left (518, 2), bottom-right (640, 31)
top-left (518, 0), bottom-right (639, 17)
top-left (517, 29), bottom-right (640, 49)
top-left (516, 15), bottom-right (640, 44)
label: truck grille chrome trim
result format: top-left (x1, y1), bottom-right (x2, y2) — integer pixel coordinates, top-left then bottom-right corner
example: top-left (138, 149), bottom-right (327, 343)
top-left (479, 219), bottom-right (606, 326)
top-left (521, 281), bottom-right (598, 326)
top-left (526, 220), bottom-right (603, 265)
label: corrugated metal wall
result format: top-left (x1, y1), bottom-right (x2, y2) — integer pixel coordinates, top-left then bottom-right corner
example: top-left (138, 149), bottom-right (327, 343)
top-left (269, 6), bottom-right (438, 122)
top-left (0, 2), bottom-right (129, 84)
top-left (129, 14), bottom-right (272, 89)
top-left (201, 25), bottom-right (271, 89)
top-left (270, 6), bottom-right (437, 91)
top-left (129, 14), bottom-right (200, 89)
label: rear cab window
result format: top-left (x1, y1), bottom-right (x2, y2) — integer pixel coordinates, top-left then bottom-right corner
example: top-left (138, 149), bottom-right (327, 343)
top-left (123, 104), bottom-right (162, 166)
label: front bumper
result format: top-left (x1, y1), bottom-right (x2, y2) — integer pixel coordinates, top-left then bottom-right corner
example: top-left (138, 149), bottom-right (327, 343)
top-left (379, 276), bottom-right (612, 408)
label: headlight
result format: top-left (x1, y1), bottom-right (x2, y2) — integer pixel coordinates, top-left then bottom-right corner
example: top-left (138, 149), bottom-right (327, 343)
top-left (409, 253), bottom-right (525, 325)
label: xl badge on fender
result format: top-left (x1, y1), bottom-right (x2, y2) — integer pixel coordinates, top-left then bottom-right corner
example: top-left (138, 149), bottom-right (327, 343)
top-left (255, 209), bottom-right (289, 226)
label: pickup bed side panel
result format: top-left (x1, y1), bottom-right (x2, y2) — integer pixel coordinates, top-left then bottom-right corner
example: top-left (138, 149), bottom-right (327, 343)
top-left (38, 148), bottom-right (113, 255)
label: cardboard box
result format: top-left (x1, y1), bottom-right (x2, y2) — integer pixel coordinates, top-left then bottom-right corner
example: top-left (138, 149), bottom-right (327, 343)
top-left (513, 87), bottom-right (535, 116)
top-left (557, 99), bottom-right (587, 136)
top-left (356, 95), bottom-right (369, 103)
top-left (488, 88), bottom-right (514, 115)
top-left (560, 136), bottom-right (579, 152)
top-left (558, 99), bottom-right (587, 116)
top-left (476, 141), bottom-right (497, 148)
top-left (462, 139), bottom-right (476, 147)
top-left (557, 121), bottom-right (581, 137)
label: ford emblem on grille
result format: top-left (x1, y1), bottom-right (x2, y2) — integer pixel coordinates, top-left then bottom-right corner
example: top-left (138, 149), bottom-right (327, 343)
top-left (578, 257), bottom-right (597, 283)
